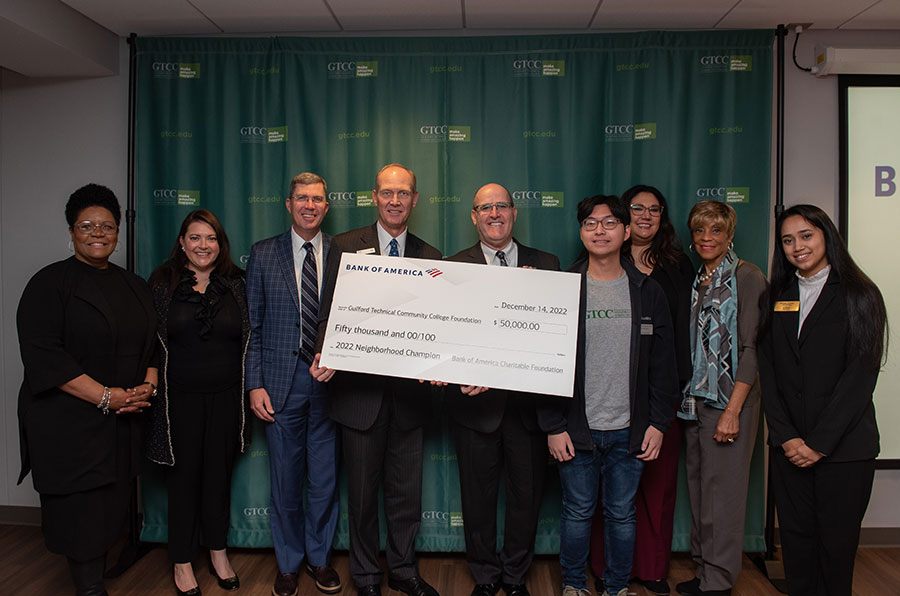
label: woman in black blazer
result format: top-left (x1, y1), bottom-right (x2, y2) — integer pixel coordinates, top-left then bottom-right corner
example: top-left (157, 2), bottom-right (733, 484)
top-left (16, 184), bottom-right (157, 596)
top-left (759, 204), bottom-right (887, 596)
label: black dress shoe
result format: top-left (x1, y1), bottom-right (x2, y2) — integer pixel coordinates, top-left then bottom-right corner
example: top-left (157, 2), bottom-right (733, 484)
top-left (387, 575), bottom-right (440, 596)
top-left (471, 584), bottom-right (499, 596)
top-left (637, 578), bottom-right (671, 595)
top-left (675, 578), bottom-right (700, 596)
top-left (208, 558), bottom-right (240, 591)
top-left (305, 562), bottom-right (342, 594)
top-left (502, 584), bottom-right (530, 596)
top-left (358, 585), bottom-right (382, 596)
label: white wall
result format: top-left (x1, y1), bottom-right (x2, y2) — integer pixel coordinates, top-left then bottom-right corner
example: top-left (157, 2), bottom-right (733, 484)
top-left (0, 37), bottom-right (128, 508)
top-left (1, 29), bottom-right (898, 531)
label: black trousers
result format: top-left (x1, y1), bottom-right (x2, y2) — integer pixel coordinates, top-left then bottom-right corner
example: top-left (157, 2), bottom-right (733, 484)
top-left (342, 397), bottom-right (424, 587)
top-left (453, 408), bottom-right (547, 585)
top-left (166, 385), bottom-right (241, 563)
top-left (772, 452), bottom-right (875, 596)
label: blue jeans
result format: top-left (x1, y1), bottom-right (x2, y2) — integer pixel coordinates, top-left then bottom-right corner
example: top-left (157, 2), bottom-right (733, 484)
top-left (558, 428), bottom-right (643, 592)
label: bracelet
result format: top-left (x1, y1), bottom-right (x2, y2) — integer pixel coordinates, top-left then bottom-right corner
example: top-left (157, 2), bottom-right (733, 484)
top-left (144, 381), bottom-right (157, 396)
top-left (98, 386), bottom-right (111, 415)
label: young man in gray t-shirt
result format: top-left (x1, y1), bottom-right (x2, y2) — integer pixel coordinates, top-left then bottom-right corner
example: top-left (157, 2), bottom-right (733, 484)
top-left (541, 195), bottom-right (679, 596)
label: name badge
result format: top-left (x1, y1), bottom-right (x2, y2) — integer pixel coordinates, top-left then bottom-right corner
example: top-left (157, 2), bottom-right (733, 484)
top-left (357, 247), bottom-right (376, 254)
top-left (774, 301), bottom-right (800, 312)
top-left (640, 323), bottom-right (653, 335)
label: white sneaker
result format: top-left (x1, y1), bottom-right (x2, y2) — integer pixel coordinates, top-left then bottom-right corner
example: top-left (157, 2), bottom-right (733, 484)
top-left (561, 586), bottom-right (590, 596)
top-left (602, 589), bottom-right (629, 596)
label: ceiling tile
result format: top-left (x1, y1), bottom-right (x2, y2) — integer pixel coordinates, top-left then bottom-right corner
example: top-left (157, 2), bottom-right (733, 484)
top-left (466, 0), bottom-right (599, 29)
top-left (191, 0), bottom-right (339, 33)
top-left (328, 0), bottom-right (462, 31)
top-left (718, 0), bottom-right (880, 30)
top-left (592, 0), bottom-right (729, 29)
top-left (840, 0), bottom-right (900, 30)
top-left (60, 0), bottom-right (219, 36)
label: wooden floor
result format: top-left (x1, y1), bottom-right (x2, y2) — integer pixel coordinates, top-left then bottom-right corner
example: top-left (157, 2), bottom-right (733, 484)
top-left (2, 524), bottom-right (898, 595)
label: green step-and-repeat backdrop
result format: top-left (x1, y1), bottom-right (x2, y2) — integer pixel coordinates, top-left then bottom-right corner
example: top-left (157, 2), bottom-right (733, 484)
top-left (135, 30), bottom-right (772, 554)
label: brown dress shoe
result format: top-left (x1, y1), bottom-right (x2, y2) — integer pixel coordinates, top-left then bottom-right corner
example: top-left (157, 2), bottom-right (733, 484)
top-left (304, 562), bottom-right (342, 594)
top-left (273, 572), bottom-right (299, 596)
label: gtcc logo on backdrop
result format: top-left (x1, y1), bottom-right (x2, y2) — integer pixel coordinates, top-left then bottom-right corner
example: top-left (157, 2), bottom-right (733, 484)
top-left (418, 124), bottom-right (471, 143)
top-left (327, 190), bottom-right (373, 207)
top-left (695, 186), bottom-right (750, 203)
top-left (604, 122), bottom-right (657, 142)
top-left (243, 507), bottom-right (270, 517)
top-left (152, 189), bottom-right (199, 206)
top-left (512, 59), bottom-right (565, 77)
top-left (699, 55), bottom-right (752, 72)
top-left (151, 62), bottom-right (200, 79)
top-left (240, 125), bottom-right (288, 144)
top-left (327, 60), bottom-right (378, 78)
top-left (511, 190), bottom-right (564, 208)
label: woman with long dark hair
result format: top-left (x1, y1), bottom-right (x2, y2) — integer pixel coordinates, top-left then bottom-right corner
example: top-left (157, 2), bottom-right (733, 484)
top-left (146, 209), bottom-right (249, 595)
top-left (759, 204), bottom-right (887, 596)
top-left (589, 185), bottom-right (692, 596)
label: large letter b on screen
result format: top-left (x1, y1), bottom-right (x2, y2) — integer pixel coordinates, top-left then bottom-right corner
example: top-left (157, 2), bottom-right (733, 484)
top-left (876, 166), bottom-right (896, 197)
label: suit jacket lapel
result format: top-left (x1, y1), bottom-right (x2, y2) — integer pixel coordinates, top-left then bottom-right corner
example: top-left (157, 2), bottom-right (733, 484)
top-left (275, 231), bottom-right (300, 312)
top-left (515, 239), bottom-right (535, 268)
top-left (798, 271), bottom-right (839, 347)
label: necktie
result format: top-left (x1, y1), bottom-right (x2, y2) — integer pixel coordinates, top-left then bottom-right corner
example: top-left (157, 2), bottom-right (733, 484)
top-left (300, 242), bottom-right (318, 363)
top-left (389, 238), bottom-right (399, 257)
top-left (496, 250), bottom-right (508, 266)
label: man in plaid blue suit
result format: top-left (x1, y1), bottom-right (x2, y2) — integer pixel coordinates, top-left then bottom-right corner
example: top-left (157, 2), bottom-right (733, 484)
top-left (246, 172), bottom-right (341, 596)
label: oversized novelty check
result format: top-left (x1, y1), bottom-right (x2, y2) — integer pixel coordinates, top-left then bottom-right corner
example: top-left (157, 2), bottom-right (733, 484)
top-left (319, 253), bottom-right (579, 397)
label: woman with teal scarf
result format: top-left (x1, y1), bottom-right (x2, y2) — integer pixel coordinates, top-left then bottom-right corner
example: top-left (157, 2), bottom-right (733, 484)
top-left (675, 201), bottom-right (767, 596)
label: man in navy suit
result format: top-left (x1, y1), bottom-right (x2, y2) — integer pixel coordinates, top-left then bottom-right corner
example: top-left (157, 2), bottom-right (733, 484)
top-left (312, 164), bottom-right (442, 596)
top-left (446, 183), bottom-right (559, 596)
top-left (246, 172), bottom-right (341, 596)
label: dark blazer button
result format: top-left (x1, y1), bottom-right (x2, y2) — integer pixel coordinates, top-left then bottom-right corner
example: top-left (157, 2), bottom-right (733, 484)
top-left (292, 350), bottom-right (299, 356)
top-left (296, 321), bottom-right (301, 327)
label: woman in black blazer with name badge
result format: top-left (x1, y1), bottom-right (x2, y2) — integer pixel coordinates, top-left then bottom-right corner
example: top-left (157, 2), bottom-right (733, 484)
top-left (759, 205), bottom-right (887, 596)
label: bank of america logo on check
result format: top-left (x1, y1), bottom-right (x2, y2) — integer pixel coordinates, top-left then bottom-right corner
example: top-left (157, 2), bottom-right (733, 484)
top-left (425, 268), bottom-right (443, 278)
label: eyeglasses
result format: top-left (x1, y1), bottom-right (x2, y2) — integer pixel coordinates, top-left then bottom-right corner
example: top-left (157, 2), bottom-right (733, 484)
top-left (74, 221), bottom-right (118, 235)
top-left (630, 204), bottom-right (663, 217)
top-left (581, 217), bottom-right (621, 231)
top-left (377, 189), bottom-right (413, 201)
top-left (473, 202), bottom-right (513, 213)
top-left (290, 194), bottom-right (326, 204)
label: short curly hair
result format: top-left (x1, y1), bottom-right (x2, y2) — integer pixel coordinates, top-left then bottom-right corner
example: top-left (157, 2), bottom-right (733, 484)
top-left (65, 183), bottom-right (121, 227)
top-left (687, 200), bottom-right (736, 238)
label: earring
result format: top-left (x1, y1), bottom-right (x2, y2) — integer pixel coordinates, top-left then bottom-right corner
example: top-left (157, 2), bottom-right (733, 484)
top-left (728, 241), bottom-right (734, 250)
top-left (689, 243), bottom-right (695, 253)
top-left (67, 240), bottom-right (74, 252)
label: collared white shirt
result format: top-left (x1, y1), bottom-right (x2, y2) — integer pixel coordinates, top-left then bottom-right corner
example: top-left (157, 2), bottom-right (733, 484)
top-left (291, 228), bottom-right (324, 297)
top-left (797, 264), bottom-right (831, 336)
top-left (376, 221), bottom-right (408, 257)
top-left (480, 239), bottom-right (517, 268)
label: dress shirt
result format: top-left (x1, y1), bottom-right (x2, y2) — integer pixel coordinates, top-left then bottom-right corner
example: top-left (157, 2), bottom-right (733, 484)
top-left (480, 240), bottom-right (517, 267)
top-left (376, 222), bottom-right (408, 257)
top-left (291, 228), bottom-right (324, 295)
top-left (797, 264), bottom-right (831, 336)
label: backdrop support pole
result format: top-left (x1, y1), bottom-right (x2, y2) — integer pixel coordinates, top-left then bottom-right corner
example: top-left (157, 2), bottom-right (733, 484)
top-left (106, 32), bottom-right (157, 579)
